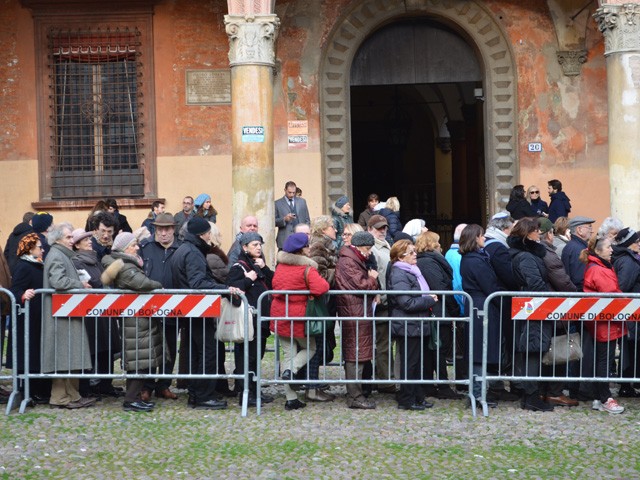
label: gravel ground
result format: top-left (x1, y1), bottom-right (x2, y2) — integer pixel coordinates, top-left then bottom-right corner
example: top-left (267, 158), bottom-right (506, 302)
top-left (1, 381), bottom-right (640, 479)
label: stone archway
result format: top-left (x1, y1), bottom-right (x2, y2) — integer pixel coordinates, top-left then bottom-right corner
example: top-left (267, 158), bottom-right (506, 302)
top-left (319, 0), bottom-right (517, 214)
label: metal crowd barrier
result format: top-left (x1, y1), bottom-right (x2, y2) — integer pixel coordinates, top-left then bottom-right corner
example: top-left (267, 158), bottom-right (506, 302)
top-left (11, 288), bottom-right (252, 416)
top-left (1, 288), bottom-right (19, 415)
top-left (480, 291), bottom-right (640, 417)
top-left (255, 289), bottom-right (476, 416)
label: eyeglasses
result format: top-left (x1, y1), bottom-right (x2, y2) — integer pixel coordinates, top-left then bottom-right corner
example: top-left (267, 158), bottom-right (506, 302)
top-left (529, 191), bottom-right (539, 194)
top-left (401, 249), bottom-right (417, 257)
top-left (342, 232), bottom-right (352, 237)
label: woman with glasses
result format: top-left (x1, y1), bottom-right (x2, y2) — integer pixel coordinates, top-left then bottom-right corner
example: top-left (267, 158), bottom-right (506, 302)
top-left (341, 223), bottom-right (363, 247)
top-left (388, 239), bottom-right (439, 410)
top-left (526, 185), bottom-right (549, 218)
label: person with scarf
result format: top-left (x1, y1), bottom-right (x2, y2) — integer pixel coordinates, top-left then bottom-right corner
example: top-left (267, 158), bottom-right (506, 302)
top-left (330, 195), bottom-right (353, 248)
top-left (335, 231), bottom-right (379, 409)
top-left (102, 232), bottom-right (163, 412)
top-left (581, 234), bottom-right (626, 414)
top-left (388, 239), bottom-right (439, 411)
top-left (8, 233), bottom-right (51, 404)
top-left (194, 193), bottom-right (218, 223)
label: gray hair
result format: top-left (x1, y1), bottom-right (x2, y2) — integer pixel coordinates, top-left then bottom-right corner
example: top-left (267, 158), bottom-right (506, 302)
top-left (311, 215), bottom-right (333, 236)
top-left (453, 223), bottom-right (468, 243)
top-left (47, 222), bottom-right (73, 245)
top-left (487, 216), bottom-right (514, 231)
top-left (597, 217), bottom-right (624, 238)
top-left (208, 222), bottom-right (222, 248)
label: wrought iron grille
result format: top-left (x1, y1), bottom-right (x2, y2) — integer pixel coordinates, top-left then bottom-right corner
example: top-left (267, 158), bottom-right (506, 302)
top-left (47, 27), bottom-right (145, 199)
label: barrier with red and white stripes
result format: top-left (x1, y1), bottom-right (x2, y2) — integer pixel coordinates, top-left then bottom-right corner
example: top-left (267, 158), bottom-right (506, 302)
top-left (511, 296), bottom-right (640, 321)
top-left (51, 293), bottom-right (221, 318)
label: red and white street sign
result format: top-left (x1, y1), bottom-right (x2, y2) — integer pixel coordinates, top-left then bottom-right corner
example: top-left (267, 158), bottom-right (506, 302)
top-left (51, 293), bottom-right (221, 318)
top-left (511, 297), bottom-right (640, 321)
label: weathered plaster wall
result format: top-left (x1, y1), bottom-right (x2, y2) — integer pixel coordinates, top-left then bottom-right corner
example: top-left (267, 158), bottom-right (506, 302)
top-left (0, 0), bottom-right (612, 248)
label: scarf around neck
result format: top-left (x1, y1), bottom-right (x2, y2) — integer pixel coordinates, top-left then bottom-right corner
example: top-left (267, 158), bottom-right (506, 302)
top-left (393, 261), bottom-right (430, 296)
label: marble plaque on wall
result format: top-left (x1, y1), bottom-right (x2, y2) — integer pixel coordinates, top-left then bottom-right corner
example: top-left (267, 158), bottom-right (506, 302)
top-left (186, 69), bottom-right (231, 105)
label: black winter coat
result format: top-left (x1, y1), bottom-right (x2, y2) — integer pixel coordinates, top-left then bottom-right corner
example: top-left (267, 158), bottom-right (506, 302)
top-left (562, 236), bottom-right (588, 291)
top-left (7, 258), bottom-right (43, 371)
top-left (416, 251), bottom-right (460, 318)
top-left (379, 208), bottom-right (403, 244)
top-left (388, 264), bottom-right (437, 338)
top-left (484, 239), bottom-right (519, 290)
top-left (541, 241), bottom-right (576, 292)
top-left (172, 232), bottom-right (227, 290)
top-left (612, 246), bottom-right (640, 339)
top-left (5, 222), bottom-right (33, 273)
top-left (548, 191), bottom-right (571, 223)
top-left (227, 250), bottom-right (273, 314)
top-left (508, 237), bottom-right (553, 353)
top-left (460, 250), bottom-right (502, 364)
top-left (73, 249), bottom-right (121, 356)
top-left (506, 198), bottom-right (532, 220)
top-left (141, 239), bottom-right (180, 288)
top-left (529, 198), bottom-right (549, 217)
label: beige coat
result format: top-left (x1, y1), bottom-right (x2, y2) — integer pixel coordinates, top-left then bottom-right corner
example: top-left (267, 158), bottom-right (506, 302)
top-left (42, 243), bottom-right (92, 373)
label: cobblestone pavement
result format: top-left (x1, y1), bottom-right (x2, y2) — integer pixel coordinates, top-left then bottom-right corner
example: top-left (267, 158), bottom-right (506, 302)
top-left (1, 382), bottom-right (640, 479)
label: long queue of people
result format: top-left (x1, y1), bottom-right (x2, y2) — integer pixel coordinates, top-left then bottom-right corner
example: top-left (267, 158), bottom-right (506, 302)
top-left (1, 180), bottom-right (638, 415)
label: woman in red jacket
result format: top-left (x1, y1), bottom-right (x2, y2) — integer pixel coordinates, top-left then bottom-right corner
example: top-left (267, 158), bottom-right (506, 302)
top-left (581, 235), bottom-right (627, 414)
top-left (270, 233), bottom-right (330, 410)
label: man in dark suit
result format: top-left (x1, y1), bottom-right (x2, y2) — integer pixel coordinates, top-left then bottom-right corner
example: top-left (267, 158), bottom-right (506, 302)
top-left (275, 181), bottom-right (310, 249)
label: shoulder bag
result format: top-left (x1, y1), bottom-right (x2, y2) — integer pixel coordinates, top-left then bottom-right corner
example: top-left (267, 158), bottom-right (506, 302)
top-left (303, 266), bottom-right (330, 337)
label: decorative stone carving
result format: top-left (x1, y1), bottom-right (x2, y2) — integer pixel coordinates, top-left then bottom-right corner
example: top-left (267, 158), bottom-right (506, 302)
top-left (595, 4), bottom-right (640, 55)
top-left (557, 50), bottom-right (588, 76)
top-left (224, 14), bottom-right (280, 67)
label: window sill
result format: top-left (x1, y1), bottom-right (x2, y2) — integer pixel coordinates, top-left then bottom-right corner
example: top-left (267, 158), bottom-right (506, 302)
top-left (32, 198), bottom-right (165, 211)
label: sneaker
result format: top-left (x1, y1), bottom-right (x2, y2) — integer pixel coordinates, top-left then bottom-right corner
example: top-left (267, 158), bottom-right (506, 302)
top-left (600, 398), bottom-right (625, 414)
top-left (592, 400), bottom-right (602, 411)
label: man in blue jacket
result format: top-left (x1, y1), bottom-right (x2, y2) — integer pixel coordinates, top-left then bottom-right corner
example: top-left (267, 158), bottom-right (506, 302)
top-left (547, 179), bottom-right (572, 223)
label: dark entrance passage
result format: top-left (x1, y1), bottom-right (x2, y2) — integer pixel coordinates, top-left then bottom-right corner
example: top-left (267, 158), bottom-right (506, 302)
top-left (350, 19), bottom-right (486, 244)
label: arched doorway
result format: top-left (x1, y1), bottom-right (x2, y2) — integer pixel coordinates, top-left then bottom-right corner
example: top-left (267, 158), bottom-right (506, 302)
top-left (350, 19), bottom-right (486, 234)
top-left (320, 0), bottom-right (517, 231)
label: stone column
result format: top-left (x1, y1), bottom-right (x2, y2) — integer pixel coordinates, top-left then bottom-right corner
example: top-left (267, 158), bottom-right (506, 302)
top-left (595, 4), bottom-right (640, 225)
top-left (224, 14), bottom-right (280, 265)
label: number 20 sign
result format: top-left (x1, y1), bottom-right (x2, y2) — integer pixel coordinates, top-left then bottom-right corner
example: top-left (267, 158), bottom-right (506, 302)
top-left (528, 142), bottom-right (542, 152)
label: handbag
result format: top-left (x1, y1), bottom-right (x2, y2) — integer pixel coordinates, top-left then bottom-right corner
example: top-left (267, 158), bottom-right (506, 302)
top-left (303, 266), bottom-right (330, 336)
top-left (216, 297), bottom-right (254, 343)
top-left (541, 331), bottom-right (583, 366)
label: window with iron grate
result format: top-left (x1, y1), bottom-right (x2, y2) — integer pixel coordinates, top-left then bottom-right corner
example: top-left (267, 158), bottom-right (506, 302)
top-left (47, 28), bottom-right (145, 199)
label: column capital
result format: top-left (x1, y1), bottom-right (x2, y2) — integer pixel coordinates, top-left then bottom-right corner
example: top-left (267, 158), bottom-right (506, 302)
top-left (594, 3), bottom-right (640, 55)
top-left (224, 14), bottom-right (280, 67)
top-left (557, 50), bottom-right (588, 76)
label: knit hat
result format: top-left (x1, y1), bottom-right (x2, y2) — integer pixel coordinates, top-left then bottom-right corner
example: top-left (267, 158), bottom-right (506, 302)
top-left (538, 217), bottom-right (555, 235)
top-left (194, 193), bottom-right (210, 208)
top-left (351, 231), bottom-right (375, 247)
top-left (239, 232), bottom-right (264, 246)
top-left (187, 217), bottom-right (211, 235)
top-left (71, 228), bottom-right (93, 245)
top-left (31, 212), bottom-right (53, 233)
top-left (615, 228), bottom-right (640, 248)
top-left (367, 214), bottom-right (388, 229)
top-left (335, 195), bottom-right (349, 209)
top-left (283, 232), bottom-right (309, 253)
top-left (112, 232), bottom-right (137, 252)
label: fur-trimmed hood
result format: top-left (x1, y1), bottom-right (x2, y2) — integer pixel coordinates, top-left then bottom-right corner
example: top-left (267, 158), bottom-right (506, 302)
top-left (276, 250), bottom-right (318, 269)
top-left (101, 258), bottom-right (124, 286)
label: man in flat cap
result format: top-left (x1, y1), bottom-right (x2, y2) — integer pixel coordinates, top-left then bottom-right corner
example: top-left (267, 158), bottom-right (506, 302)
top-left (561, 216), bottom-right (596, 292)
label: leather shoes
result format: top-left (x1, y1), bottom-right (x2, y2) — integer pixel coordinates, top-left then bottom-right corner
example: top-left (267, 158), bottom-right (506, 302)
top-left (194, 399), bottom-right (227, 410)
top-left (284, 399), bottom-right (306, 410)
top-left (123, 401), bottom-right (154, 412)
top-left (156, 388), bottom-right (178, 400)
top-left (417, 399), bottom-right (434, 409)
top-left (544, 395), bottom-right (578, 407)
top-left (305, 389), bottom-right (335, 402)
top-left (349, 399), bottom-right (376, 409)
top-left (398, 403), bottom-right (426, 411)
top-left (140, 389), bottom-right (153, 402)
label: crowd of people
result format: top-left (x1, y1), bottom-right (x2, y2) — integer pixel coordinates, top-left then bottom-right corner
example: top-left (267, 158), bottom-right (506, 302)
top-left (0, 179), bottom-right (638, 415)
